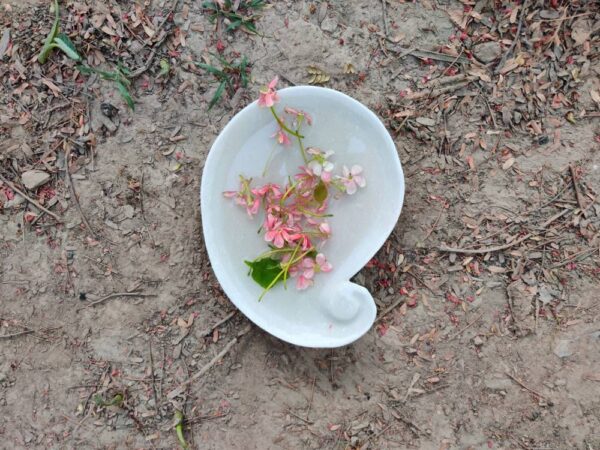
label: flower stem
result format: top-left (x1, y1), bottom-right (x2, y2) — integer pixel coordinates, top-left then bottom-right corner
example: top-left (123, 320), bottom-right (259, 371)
top-left (270, 107), bottom-right (304, 139)
top-left (258, 248), bottom-right (314, 301)
top-left (295, 115), bottom-right (308, 164)
top-left (283, 244), bottom-right (300, 288)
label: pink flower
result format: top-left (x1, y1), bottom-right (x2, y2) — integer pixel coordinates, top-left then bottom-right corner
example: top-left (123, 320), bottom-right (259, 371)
top-left (296, 274), bottom-right (313, 290)
top-left (339, 165), bottom-right (366, 195)
top-left (284, 107), bottom-right (313, 126)
top-left (307, 160), bottom-right (333, 182)
top-left (273, 128), bottom-right (292, 146)
top-left (315, 253), bottom-right (332, 272)
top-left (258, 77), bottom-right (280, 108)
top-left (319, 222), bottom-right (331, 238)
top-left (264, 215), bottom-right (297, 248)
top-left (301, 257), bottom-right (316, 279)
top-left (253, 183), bottom-right (282, 201)
top-left (223, 177), bottom-right (261, 218)
top-left (292, 233), bottom-right (312, 251)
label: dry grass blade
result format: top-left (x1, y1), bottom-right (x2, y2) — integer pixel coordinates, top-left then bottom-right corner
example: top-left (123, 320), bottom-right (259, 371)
top-left (439, 233), bottom-right (534, 255)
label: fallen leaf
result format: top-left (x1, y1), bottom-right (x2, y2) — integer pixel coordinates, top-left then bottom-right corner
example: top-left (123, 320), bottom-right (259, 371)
top-left (416, 117), bottom-right (436, 127)
top-left (307, 66), bottom-right (330, 85)
top-left (466, 155), bottom-right (475, 170)
top-left (101, 25), bottom-right (116, 36)
top-left (42, 78), bottom-right (62, 96)
top-left (502, 157), bottom-right (515, 170)
top-left (571, 18), bottom-right (592, 46)
top-left (143, 24), bottom-right (155, 38)
top-left (343, 62), bottom-right (356, 74)
top-left (487, 266), bottom-right (507, 274)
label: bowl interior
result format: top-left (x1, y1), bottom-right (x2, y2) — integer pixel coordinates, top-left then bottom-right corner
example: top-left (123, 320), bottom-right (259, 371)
top-left (201, 86), bottom-right (404, 347)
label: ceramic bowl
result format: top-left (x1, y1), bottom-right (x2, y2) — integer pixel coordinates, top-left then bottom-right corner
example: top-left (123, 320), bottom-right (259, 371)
top-left (201, 86), bottom-right (404, 348)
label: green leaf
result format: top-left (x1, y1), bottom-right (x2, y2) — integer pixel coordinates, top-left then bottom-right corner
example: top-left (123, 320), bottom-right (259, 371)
top-left (202, 1), bottom-right (219, 11)
top-left (159, 59), bottom-right (170, 77)
top-left (117, 63), bottom-right (132, 78)
top-left (174, 411), bottom-right (189, 449)
top-left (194, 62), bottom-right (225, 78)
top-left (226, 19), bottom-right (243, 32)
top-left (53, 33), bottom-right (82, 61)
top-left (116, 81), bottom-right (135, 111)
top-left (208, 80), bottom-right (226, 110)
top-left (77, 64), bottom-right (115, 80)
top-left (314, 180), bottom-right (328, 204)
top-left (37, 0), bottom-right (61, 64)
top-left (241, 19), bottom-right (258, 34)
top-left (93, 393), bottom-right (123, 407)
top-left (245, 258), bottom-right (283, 290)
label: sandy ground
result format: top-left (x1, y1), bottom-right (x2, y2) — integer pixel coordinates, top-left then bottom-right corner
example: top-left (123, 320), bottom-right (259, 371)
top-left (1, 0), bottom-right (600, 449)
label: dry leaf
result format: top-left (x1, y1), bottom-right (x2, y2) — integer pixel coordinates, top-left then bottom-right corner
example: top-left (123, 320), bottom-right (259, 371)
top-left (502, 157), bottom-right (515, 170)
top-left (307, 66), bottom-right (330, 85)
top-left (590, 90), bottom-right (600, 105)
top-left (469, 67), bottom-right (491, 83)
top-left (101, 25), bottom-right (116, 36)
top-left (416, 117), bottom-right (436, 127)
top-left (42, 79), bottom-right (62, 96)
top-left (389, 32), bottom-right (405, 43)
top-left (509, 5), bottom-right (520, 24)
top-left (466, 155), bottom-right (475, 170)
top-left (143, 24), bottom-right (155, 38)
top-left (393, 110), bottom-right (413, 118)
top-left (343, 63), bottom-right (356, 74)
top-left (571, 18), bottom-right (592, 46)
top-left (487, 266), bottom-right (507, 273)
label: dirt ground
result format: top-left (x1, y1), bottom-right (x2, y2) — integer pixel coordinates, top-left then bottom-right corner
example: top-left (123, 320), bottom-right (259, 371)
top-left (2, 0), bottom-right (600, 449)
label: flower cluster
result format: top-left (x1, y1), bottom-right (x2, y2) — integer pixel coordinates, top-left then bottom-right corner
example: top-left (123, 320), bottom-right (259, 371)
top-left (224, 77), bottom-right (365, 299)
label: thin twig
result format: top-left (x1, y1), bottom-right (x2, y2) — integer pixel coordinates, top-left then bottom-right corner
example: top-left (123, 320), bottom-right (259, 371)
top-left (439, 233), bottom-right (534, 255)
top-left (505, 371), bottom-right (549, 401)
top-left (287, 409), bottom-right (314, 425)
top-left (423, 208), bottom-right (444, 241)
top-left (379, 0), bottom-right (389, 37)
top-left (389, 47), bottom-right (417, 81)
top-left (406, 79), bottom-right (475, 100)
top-left (570, 164), bottom-right (589, 218)
top-left (0, 326), bottom-right (61, 340)
top-left (197, 311), bottom-right (237, 338)
top-left (149, 339), bottom-right (159, 415)
top-left (174, 310), bottom-right (237, 346)
top-left (405, 270), bottom-right (439, 295)
top-left (391, 47), bottom-right (470, 64)
top-left (0, 329), bottom-right (35, 340)
top-left (65, 148), bottom-right (97, 238)
top-left (375, 297), bottom-right (405, 323)
top-left (550, 248), bottom-right (597, 269)
top-left (0, 173), bottom-right (62, 222)
top-left (167, 324), bottom-right (252, 400)
top-left (447, 310), bottom-right (485, 341)
top-left (77, 292), bottom-right (157, 311)
top-left (495, 0), bottom-right (529, 74)
top-left (305, 377), bottom-right (316, 421)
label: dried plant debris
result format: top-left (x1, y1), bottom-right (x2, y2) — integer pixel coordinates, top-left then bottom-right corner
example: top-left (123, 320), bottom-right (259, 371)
top-left (307, 66), bottom-right (330, 85)
top-left (379, 0), bottom-right (600, 153)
